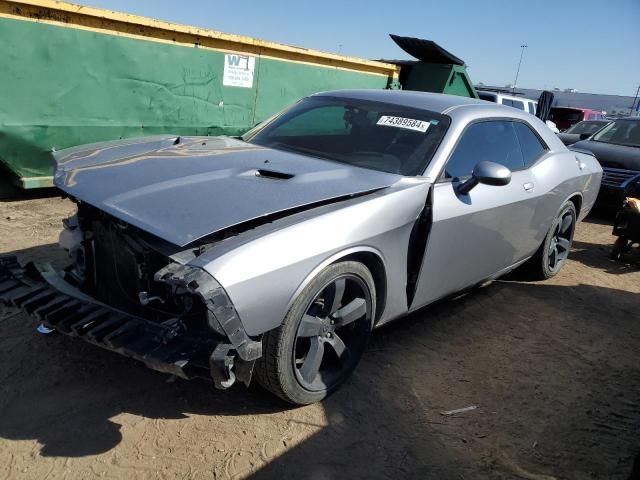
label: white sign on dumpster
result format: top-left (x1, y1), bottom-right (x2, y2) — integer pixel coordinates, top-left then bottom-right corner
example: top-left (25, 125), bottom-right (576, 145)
top-left (223, 54), bottom-right (256, 88)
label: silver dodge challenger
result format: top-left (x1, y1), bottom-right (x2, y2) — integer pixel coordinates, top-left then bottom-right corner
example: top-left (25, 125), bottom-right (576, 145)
top-left (0, 90), bottom-right (602, 404)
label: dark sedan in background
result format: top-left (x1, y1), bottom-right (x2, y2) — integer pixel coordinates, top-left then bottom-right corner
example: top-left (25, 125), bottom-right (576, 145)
top-left (557, 120), bottom-right (610, 146)
top-left (571, 117), bottom-right (640, 205)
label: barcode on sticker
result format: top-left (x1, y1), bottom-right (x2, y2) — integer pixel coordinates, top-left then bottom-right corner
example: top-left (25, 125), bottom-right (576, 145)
top-left (376, 116), bottom-right (430, 133)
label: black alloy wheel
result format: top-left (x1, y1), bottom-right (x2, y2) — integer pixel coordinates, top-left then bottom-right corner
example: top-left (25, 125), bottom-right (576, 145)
top-left (521, 201), bottom-right (577, 280)
top-left (292, 274), bottom-right (372, 391)
top-left (254, 261), bottom-right (375, 405)
top-left (547, 207), bottom-right (575, 274)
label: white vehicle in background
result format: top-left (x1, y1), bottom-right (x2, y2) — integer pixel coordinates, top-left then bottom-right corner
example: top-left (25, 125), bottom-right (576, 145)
top-left (478, 90), bottom-right (537, 114)
top-left (477, 90), bottom-right (560, 133)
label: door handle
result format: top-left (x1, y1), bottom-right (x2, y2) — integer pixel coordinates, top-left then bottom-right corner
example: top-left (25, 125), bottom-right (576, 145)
top-left (523, 182), bottom-right (535, 193)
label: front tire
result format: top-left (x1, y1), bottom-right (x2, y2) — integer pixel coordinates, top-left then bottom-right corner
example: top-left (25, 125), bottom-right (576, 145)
top-left (254, 261), bottom-right (375, 405)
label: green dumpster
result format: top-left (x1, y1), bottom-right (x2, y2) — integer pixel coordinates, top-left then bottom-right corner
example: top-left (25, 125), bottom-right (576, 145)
top-left (385, 35), bottom-right (479, 98)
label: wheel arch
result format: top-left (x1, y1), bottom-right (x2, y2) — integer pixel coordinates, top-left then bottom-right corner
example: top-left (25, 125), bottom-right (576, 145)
top-left (339, 251), bottom-right (387, 325)
top-left (537, 192), bottom-right (582, 252)
top-left (567, 192), bottom-right (583, 218)
top-left (286, 246), bottom-right (388, 325)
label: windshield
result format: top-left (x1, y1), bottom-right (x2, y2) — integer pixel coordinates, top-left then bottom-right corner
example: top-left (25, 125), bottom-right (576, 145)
top-left (591, 119), bottom-right (640, 148)
top-left (243, 96), bottom-right (450, 176)
top-left (565, 120), bottom-right (609, 135)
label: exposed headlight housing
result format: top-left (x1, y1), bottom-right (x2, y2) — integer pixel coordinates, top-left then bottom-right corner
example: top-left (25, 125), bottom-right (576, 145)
top-left (154, 263), bottom-right (262, 362)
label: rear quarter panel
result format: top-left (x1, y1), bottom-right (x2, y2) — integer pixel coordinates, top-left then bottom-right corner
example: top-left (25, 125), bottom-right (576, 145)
top-left (527, 150), bottom-right (601, 250)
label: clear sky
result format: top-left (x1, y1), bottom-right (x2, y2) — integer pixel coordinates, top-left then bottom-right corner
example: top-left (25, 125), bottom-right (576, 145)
top-left (81, 0), bottom-right (639, 97)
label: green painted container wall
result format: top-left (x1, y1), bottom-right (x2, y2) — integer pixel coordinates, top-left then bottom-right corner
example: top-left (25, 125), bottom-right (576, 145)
top-left (0, 17), bottom-right (389, 186)
top-left (402, 63), bottom-right (478, 99)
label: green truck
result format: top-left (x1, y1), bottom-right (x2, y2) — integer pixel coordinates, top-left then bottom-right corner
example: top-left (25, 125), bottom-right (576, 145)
top-left (0, 0), bottom-right (477, 192)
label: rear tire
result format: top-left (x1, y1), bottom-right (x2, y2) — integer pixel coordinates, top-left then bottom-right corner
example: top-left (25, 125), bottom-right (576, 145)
top-left (522, 202), bottom-right (576, 280)
top-left (254, 261), bottom-right (375, 405)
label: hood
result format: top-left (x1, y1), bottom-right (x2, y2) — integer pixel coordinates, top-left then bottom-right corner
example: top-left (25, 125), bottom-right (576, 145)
top-left (571, 140), bottom-right (640, 171)
top-left (53, 136), bottom-right (400, 246)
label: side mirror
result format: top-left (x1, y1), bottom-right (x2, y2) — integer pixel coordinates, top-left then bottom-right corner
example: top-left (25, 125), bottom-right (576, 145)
top-left (579, 132), bottom-right (591, 140)
top-left (458, 161), bottom-right (512, 194)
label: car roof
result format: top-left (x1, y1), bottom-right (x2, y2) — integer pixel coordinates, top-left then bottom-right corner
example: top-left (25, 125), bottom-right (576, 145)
top-left (312, 89), bottom-right (488, 114)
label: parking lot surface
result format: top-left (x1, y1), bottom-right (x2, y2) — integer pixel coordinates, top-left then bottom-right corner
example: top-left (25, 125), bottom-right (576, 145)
top-left (1, 197), bottom-right (639, 479)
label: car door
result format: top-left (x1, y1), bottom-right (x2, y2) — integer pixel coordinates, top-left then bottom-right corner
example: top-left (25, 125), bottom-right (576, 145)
top-left (411, 119), bottom-right (540, 310)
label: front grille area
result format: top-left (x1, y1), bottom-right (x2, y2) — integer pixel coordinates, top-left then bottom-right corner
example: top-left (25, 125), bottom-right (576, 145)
top-left (75, 205), bottom-right (197, 324)
top-left (0, 256), bottom-right (218, 380)
top-left (601, 167), bottom-right (640, 189)
top-left (87, 219), bottom-right (156, 316)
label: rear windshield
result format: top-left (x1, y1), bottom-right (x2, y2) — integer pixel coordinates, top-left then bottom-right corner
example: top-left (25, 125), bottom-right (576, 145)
top-left (502, 99), bottom-right (525, 110)
top-left (550, 108), bottom-right (584, 125)
top-left (478, 92), bottom-right (497, 102)
top-left (565, 120), bottom-right (609, 135)
top-left (243, 96), bottom-right (450, 176)
top-left (591, 119), bottom-right (640, 148)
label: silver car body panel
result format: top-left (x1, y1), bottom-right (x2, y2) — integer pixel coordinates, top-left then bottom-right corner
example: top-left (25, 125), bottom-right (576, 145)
top-left (191, 178), bottom-right (430, 335)
top-left (51, 90), bottom-right (602, 337)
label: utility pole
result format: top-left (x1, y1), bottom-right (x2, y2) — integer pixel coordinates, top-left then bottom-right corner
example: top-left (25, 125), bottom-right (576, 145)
top-left (512, 44), bottom-right (527, 94)
top-left (631, 84), bottom-right (640, 116)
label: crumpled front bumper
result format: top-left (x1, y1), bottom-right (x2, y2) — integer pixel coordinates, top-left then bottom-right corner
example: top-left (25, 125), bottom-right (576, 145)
top-left (0, 256), bottom-right (259, 389)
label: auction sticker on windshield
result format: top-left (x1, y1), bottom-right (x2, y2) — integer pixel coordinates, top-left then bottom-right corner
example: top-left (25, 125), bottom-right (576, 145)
top-left (376, 116), bottom-right (430, 133)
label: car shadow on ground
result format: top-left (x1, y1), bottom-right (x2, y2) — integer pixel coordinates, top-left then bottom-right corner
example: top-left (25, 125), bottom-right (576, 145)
top-left (564, 209), bottom-right (640, 274)
top-left (0, 243), bottom-right (639, 479)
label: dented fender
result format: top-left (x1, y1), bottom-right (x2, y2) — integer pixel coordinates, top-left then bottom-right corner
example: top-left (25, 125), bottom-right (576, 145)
top-left (190, 178), bottom-right (432, 336)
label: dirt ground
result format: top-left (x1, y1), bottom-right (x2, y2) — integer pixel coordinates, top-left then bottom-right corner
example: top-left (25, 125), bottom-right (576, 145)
top-left (0, 196), bottom-right (639, 480)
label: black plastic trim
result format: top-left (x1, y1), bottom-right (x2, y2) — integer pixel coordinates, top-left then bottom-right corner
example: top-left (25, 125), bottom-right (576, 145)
top-left (0, 256), bottom-right (253, 389)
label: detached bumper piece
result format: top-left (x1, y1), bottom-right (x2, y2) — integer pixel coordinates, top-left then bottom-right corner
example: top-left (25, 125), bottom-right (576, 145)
top-left (0, 256), bottom-right (257, 389)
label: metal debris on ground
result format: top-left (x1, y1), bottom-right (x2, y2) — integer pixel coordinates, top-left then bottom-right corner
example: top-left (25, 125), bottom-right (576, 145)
top-left (440, 405), bottom-right (478, 416)
top-left (36, 323), bottom-right (55, 335)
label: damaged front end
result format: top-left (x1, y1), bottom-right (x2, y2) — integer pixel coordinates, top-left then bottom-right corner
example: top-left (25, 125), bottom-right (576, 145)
top-left (0, 202), bottom-right (261, 389)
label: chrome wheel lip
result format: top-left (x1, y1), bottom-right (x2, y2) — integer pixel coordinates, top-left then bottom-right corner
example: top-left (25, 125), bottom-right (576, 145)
top-left (292, 273), bottom-right (371, 392)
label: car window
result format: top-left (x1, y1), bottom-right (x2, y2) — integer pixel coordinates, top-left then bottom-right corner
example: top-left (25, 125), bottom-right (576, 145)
top-left (444, 121), bottom-right (525, 179)
top-left (502, 99), bottom-right (525, 111)
top-left (550, 108), bottom-right (584, 125)
top-left (478, 92), bottom-right (497, 102)
top-left (566, 120), bottom-right (609, 135)
top-left (513, 122), bottom-right (547, 167)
